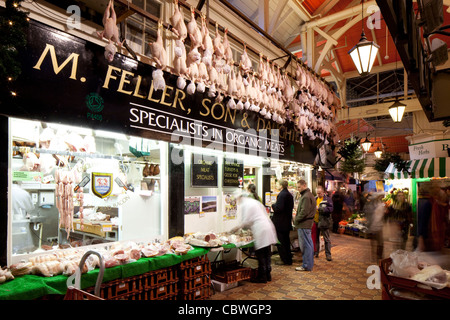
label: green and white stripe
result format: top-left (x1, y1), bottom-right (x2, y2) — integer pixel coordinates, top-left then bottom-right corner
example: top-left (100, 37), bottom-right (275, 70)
top-left (385, 157), bottom-right (450, 179)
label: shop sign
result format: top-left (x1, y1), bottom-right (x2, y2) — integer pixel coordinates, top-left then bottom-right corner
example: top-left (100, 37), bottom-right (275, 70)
top-left (191, 154), bottom-right (218, 187)
top-left (91, 172), bottom-right (113, 199)
top-left (3, 20), bottom-right (318, 164)
top-left (408, 139), bottom-right (450, 160)
top-left (223, 158), bottom-right (244, 187)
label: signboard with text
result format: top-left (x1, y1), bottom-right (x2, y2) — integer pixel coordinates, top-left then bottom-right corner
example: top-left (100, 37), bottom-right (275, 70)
top-left (2, 20), bottom-right (319, 163)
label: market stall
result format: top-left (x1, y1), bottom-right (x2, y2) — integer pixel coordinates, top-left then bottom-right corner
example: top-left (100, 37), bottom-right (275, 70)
top-left (0, 0), bottom-right (341, 299)
top-left (0, 230), bottom-right (255, 300)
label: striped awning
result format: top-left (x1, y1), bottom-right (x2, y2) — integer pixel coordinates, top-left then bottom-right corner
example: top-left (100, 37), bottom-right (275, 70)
top-left (385, 157), bottom-right (450, 179)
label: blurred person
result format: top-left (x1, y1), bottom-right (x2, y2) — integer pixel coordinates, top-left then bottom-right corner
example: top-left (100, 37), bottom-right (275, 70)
top-left (423, 186), bottom-right (449, 252)
top-left (344, 189), bottom-right (355, 216)
top-left (271, 179), bottom-right (294, 265)
top-left (416, 194), bottom-right (433, 251)
top-left (293, 180), bottom-right (316, 271)
top-left (387, 190), bottom-right (412, 250)
top-left (247, 183), bottom-right (261, 202)
top-left (359, 191), bottom-right (369, 212)
top-left (230, 191), bottom-right (277, 283)
top-left (314, 186), bottom-right (334, 261)
top-left (331, 189), bottom-right (345, 233)
top-left (364, 192), bottom-right (386, 262)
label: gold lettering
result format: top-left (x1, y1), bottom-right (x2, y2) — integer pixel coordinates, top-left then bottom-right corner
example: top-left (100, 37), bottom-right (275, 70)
top-left (211, 102), bottom-right (225, 120)
top-left (103, 65), bottom-right (121, 89)
top-left (173, 88), bottom-right (186, 111)
top-left (160, 85), bottom-right (174, 107)
top-left (33, 43), bottom-right (79, 80)
top-left (257, 117), bottom-right (266, 131)
top-left (147, 80), bottom-right (160, 103)
top-left (200, 99), bottom-right (211, 117)
top-left (225, 108), bottom-right (236, 125)
top-left (133, 75), bottom-right (146, 99)
top-left (117, 70), bottom-right (134, 95)
top-left (240, 112), bottom-right (249, 128)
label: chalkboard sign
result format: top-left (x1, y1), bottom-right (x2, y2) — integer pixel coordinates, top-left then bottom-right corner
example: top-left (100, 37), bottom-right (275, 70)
top-left (191, 154), bottom-right (218, 187)
top-left (223, 158), bottom-right (244, 187)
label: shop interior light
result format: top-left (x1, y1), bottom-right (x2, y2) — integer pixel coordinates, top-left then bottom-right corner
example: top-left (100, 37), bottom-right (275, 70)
top-left (388, 98), bottom-right (406, 122)
top-left (361, 137), bottom-right (372, 152)
top-left (348, 0), bottom-right (379, 76)
top-left (374, 147), bottom-right (383, 158)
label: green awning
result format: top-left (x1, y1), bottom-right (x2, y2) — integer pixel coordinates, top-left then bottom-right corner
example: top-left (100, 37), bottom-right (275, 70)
top-left (385, 157), bottom-right (450, 179)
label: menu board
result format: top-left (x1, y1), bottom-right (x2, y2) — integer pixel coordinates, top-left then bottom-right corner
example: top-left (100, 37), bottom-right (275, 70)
top-left (191, 154), bottom-right (218, 187)
top-left (223, 158), bottom-right (244, 187)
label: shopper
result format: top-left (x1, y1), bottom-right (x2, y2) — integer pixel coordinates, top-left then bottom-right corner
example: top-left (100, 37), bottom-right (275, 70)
top-left (293, 179), bottom-right (316, 271)
top-left (386, 190), bottom-right (412, 250)
top-left (364, 192), bottom-right (386, 262)
top-left (331, 189), bottom-right (345, 233)
top-left (247, 183), bottom-right (261, 202)
top-left (230, 191), bottom-right (277, 283)
top-left (271, 179), bottom-right (294, 265)
top-left (344, 189), bottom-right (355, 215)
top-left (314, 186), bottom-right (333, 261)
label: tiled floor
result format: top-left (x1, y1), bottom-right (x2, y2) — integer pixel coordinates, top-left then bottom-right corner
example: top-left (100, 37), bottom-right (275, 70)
top-left (210, 233), bottom-right (388, 300)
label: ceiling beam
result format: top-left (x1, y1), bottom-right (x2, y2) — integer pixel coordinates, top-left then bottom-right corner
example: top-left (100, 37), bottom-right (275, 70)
top-left (258, 0), bottom-right (269, 32)
top-left (268, 0), bottom-right (289, 35)
top-left (270, 8), bottom-right (293, 36)
top-left (336, 98), bottom-right (423, 121)
top-left (313, 0), bottom-right (340, 17)
top-left (301, 0), bottom-right (379, 30)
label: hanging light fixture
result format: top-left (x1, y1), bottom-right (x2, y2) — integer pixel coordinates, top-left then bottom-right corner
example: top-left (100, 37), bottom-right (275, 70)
top-left (388, 47), bottom-right (407, 122)
top-left (388, 99), bottom-right (406, 122)
top-left (361, 137), bottom-right (372, 152)
top-left (374, 146), bottom-right (383, 158)
top-left (348, 0), bottom-right (380, 76)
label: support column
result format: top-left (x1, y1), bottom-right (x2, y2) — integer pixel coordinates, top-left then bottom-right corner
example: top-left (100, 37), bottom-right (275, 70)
top-left (0, 116), bottom-right (8, 266)
top-left (168, 143), bottom-right (185, 237)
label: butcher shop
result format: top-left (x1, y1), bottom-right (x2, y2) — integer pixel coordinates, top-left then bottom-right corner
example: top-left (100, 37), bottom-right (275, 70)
top-left (0, 0), bottom-right (344, 302)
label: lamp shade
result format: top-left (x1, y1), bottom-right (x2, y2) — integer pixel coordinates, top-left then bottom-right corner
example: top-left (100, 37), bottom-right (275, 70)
top-left (361, 137), bottom-right (372, 152)
top-left (388, 99), bottom-right (406, 122)
top-left (348, 32), bottom-right (380, 76)
top-left (374, 147), bottom-right (382, 158)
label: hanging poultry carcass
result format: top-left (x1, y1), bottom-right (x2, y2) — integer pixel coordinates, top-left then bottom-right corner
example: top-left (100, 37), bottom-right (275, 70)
top-left (222, 28), bottom-right (233, 67)
top-left (173, 39), bottom-right (188, 89)
top-left (213, 22), bottom-right (225, 63)
top-left (187, 6), bottom-right (202, 49)
top-left (186, 62), bottom-right (199, 95)
top-left (200, 13), bottom-right (214, 67)
top-left (149, 20), bottom-right (167, 70)
top-left (240, 43), bottom-right (252, 74)
top-left (197, 61), bottom-right (209, 93)
top-left (169, 0), bottom-right (187, 41)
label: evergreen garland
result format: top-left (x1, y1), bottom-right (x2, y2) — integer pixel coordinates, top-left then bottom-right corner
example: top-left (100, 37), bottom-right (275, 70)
top-left (337, 139), bottom-right (365, 175)
top-left (374, 152), bottom-right (410, 177)
top-left (0, 0), bottom-right (29, 103)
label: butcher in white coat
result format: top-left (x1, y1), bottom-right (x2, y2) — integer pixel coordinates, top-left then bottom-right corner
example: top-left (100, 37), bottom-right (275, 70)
top-left (230, 192), bottom-right (278, 283)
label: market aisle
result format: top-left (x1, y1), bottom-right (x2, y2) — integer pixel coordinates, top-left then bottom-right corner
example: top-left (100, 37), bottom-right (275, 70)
top-left (210, 233), bottom-right (383, 300)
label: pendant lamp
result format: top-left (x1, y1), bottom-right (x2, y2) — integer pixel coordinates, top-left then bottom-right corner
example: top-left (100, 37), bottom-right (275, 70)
top-left (348, 0), bottom-right (380, 76)
top-left (361, 137), bottom-right (372, 152)
top-left (374, 147), bottom-right (383, 158)
top-left (388, 98), bottom-right (406, 122)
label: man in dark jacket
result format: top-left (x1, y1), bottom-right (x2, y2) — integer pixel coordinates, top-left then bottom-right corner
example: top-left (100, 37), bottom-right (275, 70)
top-left (271, 179), bottom-right (294, 265)
top-left (314, 186), bottom-right (334, 261)
top-left (294, 180), bottom-right (316, 271)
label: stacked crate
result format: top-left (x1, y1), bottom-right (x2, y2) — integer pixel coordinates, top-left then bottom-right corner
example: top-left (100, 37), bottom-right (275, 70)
top-left (177, 255), bottom-right (212, 300)
top-left (84, 256), bottom-right (213, 300)
top-left (141, 266), bottom-right (179, 300)
top-left (85, 274), bottom-right (143, 300)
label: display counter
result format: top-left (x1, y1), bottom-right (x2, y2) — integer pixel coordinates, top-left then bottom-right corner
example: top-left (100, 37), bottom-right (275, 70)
top-left (0, 247), bottom-right (209, 300)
